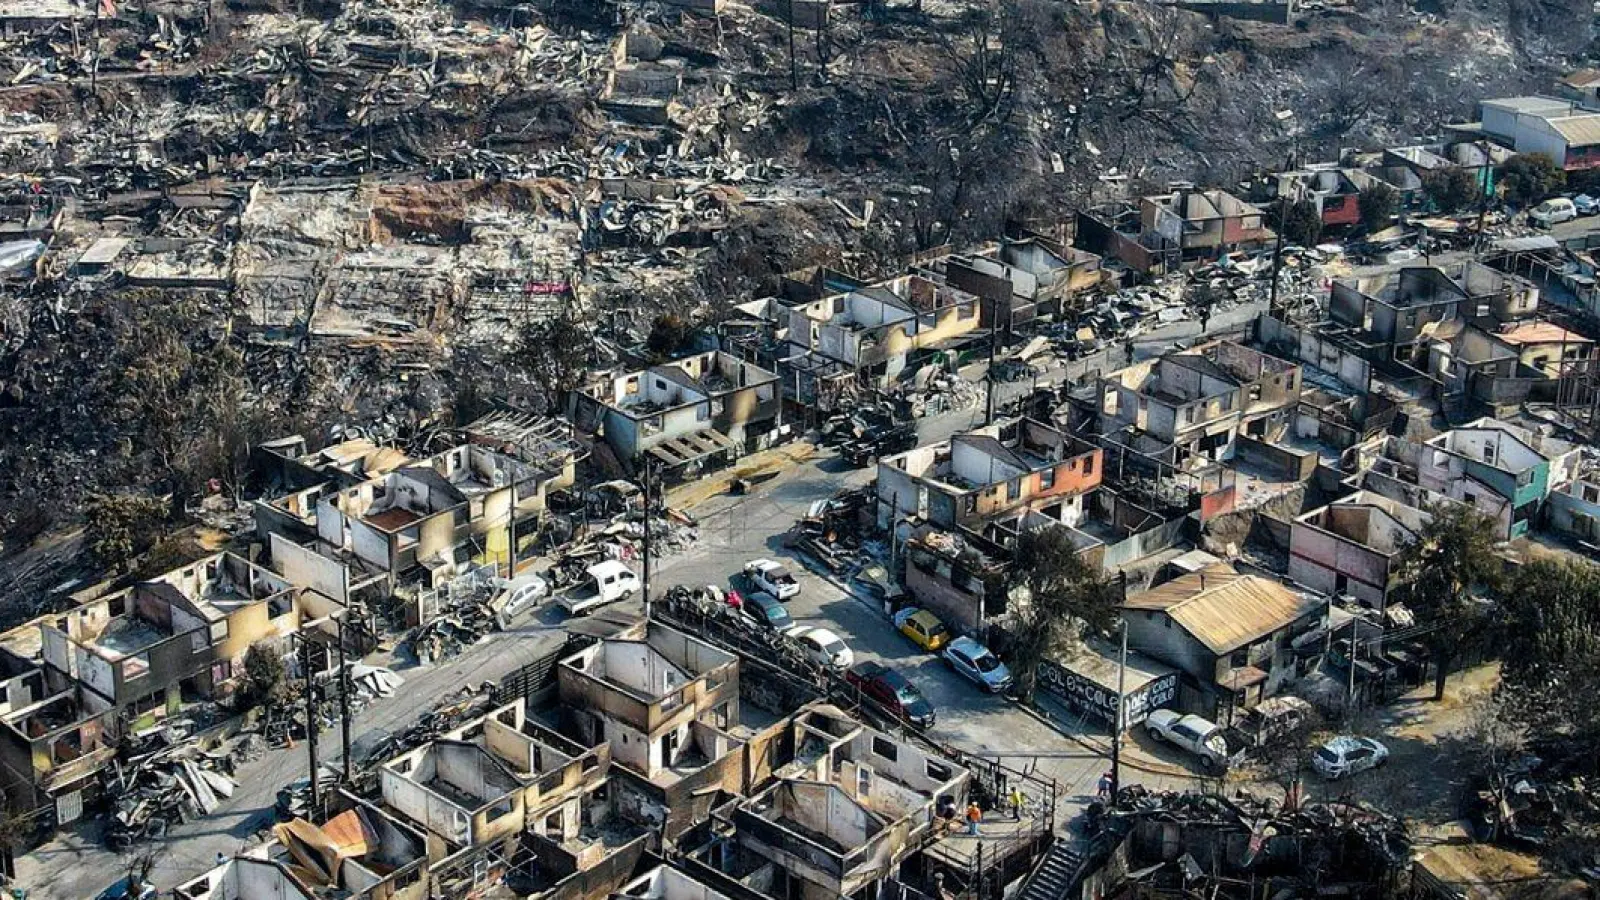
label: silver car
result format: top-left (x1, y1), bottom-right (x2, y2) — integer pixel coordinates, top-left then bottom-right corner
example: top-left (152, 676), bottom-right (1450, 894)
top-left (942, 636), bottom-right (1012, 693)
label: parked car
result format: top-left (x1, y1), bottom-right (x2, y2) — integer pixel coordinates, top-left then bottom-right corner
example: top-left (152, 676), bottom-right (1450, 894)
top-left (1145, 709), bottom-right (1244, 771)
top-left (1232, 696), bottom-right (1317, 750)
top-left (1575, 194), bottom-right (1600, 216)
top-left (1312, 736), bottom-right (1389, 780)
top-left (98, 878), bottom-right (158, 900)
top-left (942, 636), bottom-right (1013, 693)
top-left (990, 358), bottom-right (1040, 383)
top-left (892, 607), bottom-right (951, 652)
top-left (744, 558), bottom-right (800, 600)
top-left (845, 661), bottom-right (936, 727)
top-left (1531, 197), bottom-right (1578, 228)
top-left (742, 591), bottom-right (794, 632)
top-left (493, 572), bottom-right (550, 625)
top-left (842, 423), bottom-right (918, 467)
top-left (792, 626), bottom-right (853, 670)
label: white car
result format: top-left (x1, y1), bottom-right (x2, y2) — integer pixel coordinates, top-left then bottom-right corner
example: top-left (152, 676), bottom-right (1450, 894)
top-left (1312, 736), bottom-right (1389, 780)
top-left (1575, 194), bottom-right (1600, 216)
top-left (1531, 197), bottom-right (1578, 228)
top-left (744, 559), bottom-right (800, 600)
top-left (791, 626), bottom-right (853, 670)
top-left (941, 636), bottom-right (1013, 694)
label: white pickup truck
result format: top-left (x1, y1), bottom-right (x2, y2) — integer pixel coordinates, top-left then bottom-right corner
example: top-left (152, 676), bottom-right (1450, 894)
top-left (1145, 709), bottom-right (1246, 771)
top-left (558, 560), bottom-right (640, 615)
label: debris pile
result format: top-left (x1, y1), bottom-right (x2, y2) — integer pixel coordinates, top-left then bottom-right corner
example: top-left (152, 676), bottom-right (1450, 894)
top-left (103, 743), bottom-right (242, 849)
top-left (1063, 787), bottom-right (1412, 900)
top-left (787, 487), bottom-right (874, 574)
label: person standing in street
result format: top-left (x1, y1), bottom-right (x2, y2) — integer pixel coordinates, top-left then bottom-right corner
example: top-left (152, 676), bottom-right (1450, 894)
top-left (965, 801), bottom-right (982, 836)
top-left (1009, 786), bottom-right (1026, 821)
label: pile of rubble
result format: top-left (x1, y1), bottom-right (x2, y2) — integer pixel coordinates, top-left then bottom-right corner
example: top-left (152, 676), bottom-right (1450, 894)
top-left (1101, 785), bottom-right (1412, 865)
top-left (907, 370), bottom-right (984, 417)
top-left (103, 742), bottom-right (242, 849)
top-left (787, 487), bottom-right (874, 575)
top-left (405, 566), bottom-right (500, 663)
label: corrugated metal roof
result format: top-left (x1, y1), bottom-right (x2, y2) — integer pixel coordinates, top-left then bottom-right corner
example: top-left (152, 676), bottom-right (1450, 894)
top-left (1497, 321), bottom-right (1593, 346)
top-left (1549, 114), bottom-right (1600, 147)
top-left (1124, 564), bottom-right (1322, 655)
top-left (1482, 96), bottom-right (1578, 115)
top-left (1562, 69), bottom-right (1600, 89)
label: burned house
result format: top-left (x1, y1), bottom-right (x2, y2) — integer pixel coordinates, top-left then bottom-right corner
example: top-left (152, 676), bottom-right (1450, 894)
top-left (377, 695), bottom-right (644, 900)
top-left (1415, 418), bottom-right (1577, 539)
top-left (686, 703), bottom-right (970, 900)
top-left (170, 853), bottom-right (319, 900)
top-left (1121, 563), bottom-right (1325, 723)
top-left (1328, 263), bottom-right (1540, 373)
top-left (0, 623), bottom-right (119, 815)
top-left (1263, 166), bottom-right (1363, 228)
top-left (618, 865), bottom-right (745, 900)
top-left (1343, 435), bottom-right (1517, 539)
top-left (900, 526), bottom-right (1010, 637)
top-left (572, 351), bottom-right (782, 476)
top-left (876, 418), bottom-right (1103, 532)
top-left (1139, 188), bottom-right (1272, 258)
top-left (278, 443), bottom-right (552, 588)
top-left (555, 622), bottom-right (746, 842)
top-left (937, 235), bottom-right (1104, 337)
top-left (268, 796), bottom-right (431, 900)
top-left (39, 554), bottom-right (343, 723)
top-left (1099, 341), bottom-right (1302, 467)
top-left (1041, 791), bottom-right (1411, 900)
top-left (1492, 320), bottom-right (1593, 379)
top-left (783, 273), bottom-right (981, 388)
top-left (1543, 455), bottom-right (1600, 546)
top-left (1074, 203), bottom-right (1182, 278)
top-left (1288, 491), bottom-right (1431, 610)
top-left (254, 435), bottom-right (414, 494)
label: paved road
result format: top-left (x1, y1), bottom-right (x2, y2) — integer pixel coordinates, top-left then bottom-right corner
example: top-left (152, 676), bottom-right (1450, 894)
top-left (652, 450), bottom-right (1200, 824)
top-left (21, 297), bottom-right (1273, 897)
top-left (17, 629), bottom-right (568, 899)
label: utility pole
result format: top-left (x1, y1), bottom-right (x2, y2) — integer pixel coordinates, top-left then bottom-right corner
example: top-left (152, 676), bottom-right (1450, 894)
top-left (1324, 594), bottom-right (1336, 659)
top-left (299, 636), bottom-right (319, 812)
top-left (1345, 618), bottom-right (1359, 712)
top-left (505, 476), bottom-right (517, 579)
top-left (1267, 196), bottom-right (1288, 318)
top-left (641, 459), bottom-right (653, 620)
top-left (787, 0), bottom-right (798, 91)
top-left (985, 324), bottom-right (998, 425)
top-left (814, 4), bottom-right (825, 78)
top-left (1475, 140), bottom-right (1491, 251)
top-left (336, 618), bottom-right (352, 784)
top-left (1109, 618), bottom-right (1128, 799)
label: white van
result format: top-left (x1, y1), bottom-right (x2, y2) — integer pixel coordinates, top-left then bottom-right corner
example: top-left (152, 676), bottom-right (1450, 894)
top-left (1530, 198), bottom-right (1577, 228)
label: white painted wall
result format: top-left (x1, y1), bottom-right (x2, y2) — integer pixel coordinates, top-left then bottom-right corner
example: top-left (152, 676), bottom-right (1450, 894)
top-left (271, 534), bottom-right (350, 604)
top-left (950, 440), bottom-right (1024, 485)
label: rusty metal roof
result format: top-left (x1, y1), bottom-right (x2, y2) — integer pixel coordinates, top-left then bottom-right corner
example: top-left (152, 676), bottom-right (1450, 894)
top-left (1124, 564), bottom-right (1321, 656)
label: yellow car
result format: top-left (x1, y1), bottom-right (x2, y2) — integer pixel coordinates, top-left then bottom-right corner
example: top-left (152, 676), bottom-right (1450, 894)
top-left (893, 607), bottom-right (951, 652)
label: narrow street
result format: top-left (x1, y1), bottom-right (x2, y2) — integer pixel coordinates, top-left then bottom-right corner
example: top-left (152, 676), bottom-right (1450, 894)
top-left (652, 441), bottom-right (1202, 824)
top-left (18, 630), bottom-right (569, 899)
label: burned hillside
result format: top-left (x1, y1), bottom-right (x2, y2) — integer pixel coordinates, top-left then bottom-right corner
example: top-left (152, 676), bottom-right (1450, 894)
top-left (0, 0), bottom-right (1592, 625)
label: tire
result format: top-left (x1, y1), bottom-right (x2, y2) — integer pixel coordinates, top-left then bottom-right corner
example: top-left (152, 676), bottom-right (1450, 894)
top-left (1200, 757), bottom-right (1220, 773)
top-left (1147, 727), bottom-right (1164, 742)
